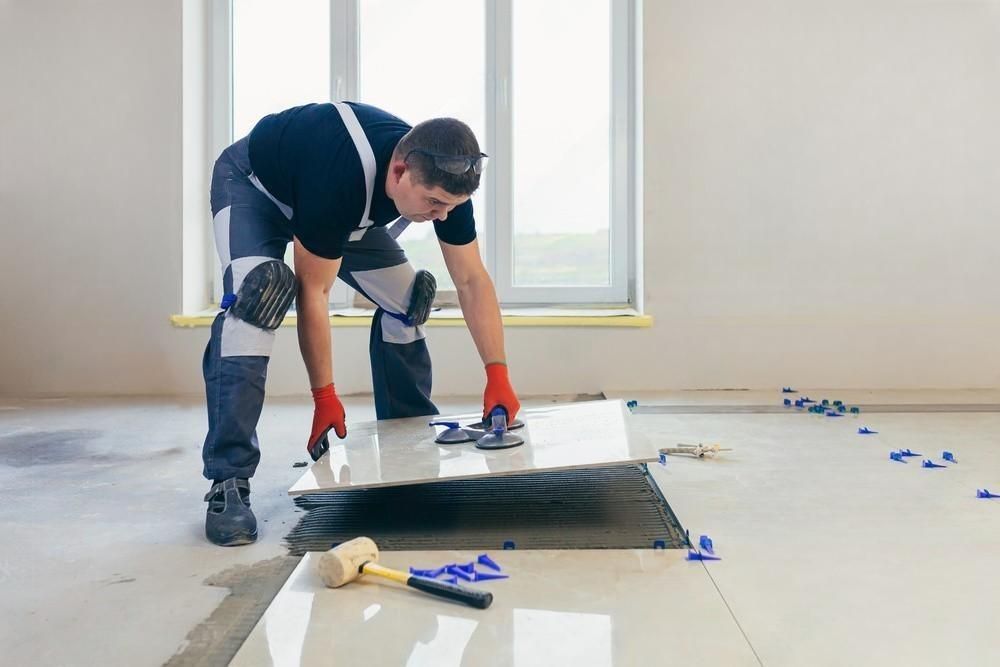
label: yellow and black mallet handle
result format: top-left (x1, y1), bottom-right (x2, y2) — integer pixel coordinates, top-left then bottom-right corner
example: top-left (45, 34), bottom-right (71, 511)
top-left (361, 562), bottom-right (494, 609)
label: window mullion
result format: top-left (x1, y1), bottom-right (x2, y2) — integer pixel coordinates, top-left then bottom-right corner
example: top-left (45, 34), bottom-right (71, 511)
top-left (330, 0), bottom-right (359, 102)
top-left (209, 0), bottom-right (233, 305)
top-left (328, 0), bottom-right (359, 308)
top-left (630, 0), bottom-right (643, 310)
top-left (610, 0), bottom-right (632, 303)
top-left (487, 0), bottom-right (513, 302)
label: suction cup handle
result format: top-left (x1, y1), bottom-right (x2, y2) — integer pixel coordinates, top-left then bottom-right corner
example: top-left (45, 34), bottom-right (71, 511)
top-left (489, 406), bottom-right (509, 433)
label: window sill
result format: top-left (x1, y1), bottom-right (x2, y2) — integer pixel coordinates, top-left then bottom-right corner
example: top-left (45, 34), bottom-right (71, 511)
top-left (170, 306), bottom-right (652, 328)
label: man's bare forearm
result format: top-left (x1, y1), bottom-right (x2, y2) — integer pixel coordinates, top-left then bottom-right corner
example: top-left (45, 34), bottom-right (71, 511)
top-left (296, 287), bottom-right (334, 388)
top-left (456, 276), bottom-right (506, 365)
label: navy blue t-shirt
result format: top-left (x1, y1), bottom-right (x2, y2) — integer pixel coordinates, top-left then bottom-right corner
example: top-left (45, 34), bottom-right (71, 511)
top-left (247, 102), bottom-right (477, 260)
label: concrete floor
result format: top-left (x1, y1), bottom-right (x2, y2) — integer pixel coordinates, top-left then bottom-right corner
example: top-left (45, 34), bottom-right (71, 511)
top-left (2, 390), bottom-right (999, 665)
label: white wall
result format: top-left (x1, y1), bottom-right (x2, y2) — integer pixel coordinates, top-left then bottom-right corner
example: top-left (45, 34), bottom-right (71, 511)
top-left (2, 0), bottom-right (999, 398)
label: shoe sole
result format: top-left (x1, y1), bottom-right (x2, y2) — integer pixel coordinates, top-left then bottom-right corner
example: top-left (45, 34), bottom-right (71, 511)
top-left (208, 529), bottom-right (258, 547)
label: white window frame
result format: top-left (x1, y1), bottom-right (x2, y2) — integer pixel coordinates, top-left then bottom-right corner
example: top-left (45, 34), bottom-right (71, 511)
top-left (210, 0), bottom-right (640, 308)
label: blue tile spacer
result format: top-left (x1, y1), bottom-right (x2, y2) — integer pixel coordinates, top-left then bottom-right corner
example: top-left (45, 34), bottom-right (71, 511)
top-left (782, 387), bottom-right (797, 393)
top-left (850, 406), bottom-right (861, 415)
top-left (889, 452), bottom-right (907, 463)
top-left (442, 575), bottom-right (459, 585)
top-left (826, 411), bottom-right (844, 417)
top-left (411, 566), bottom-right (448, 578)
top-left (898, 449), bottom-right (921, 457)
top-left (976, 488), bottom-right (999, 499)
top-left (858, 427), bottom-right (878, 435)
top-left (800, 397), bottom-right (816, 404)
top-left (477, 553), bottom-right (502, 572)
top-left (653, 539), bottom-right (666, 549)
top-left (626, 400), bottom-right (638, 411)
top-left (922, 459), bottom-right (947, 469)
top-left (503, 540), bottom-right (516, 550)
top-left (658, 451), bottom-right (668, 466)
top-left (472, 571), bottom-right (509, 582)
top-left (684, 529), bottom-right (721, 560)
top-left (783, 398), bottom-right (792, 407)
top-left (699, 534), bottom-right (715, 554)
top-left (446, 565), bottom-right (474, 581)
top-left (428, 420), bottom-right (461, 429)
top-left (942, 451), bottom-right (957, 463)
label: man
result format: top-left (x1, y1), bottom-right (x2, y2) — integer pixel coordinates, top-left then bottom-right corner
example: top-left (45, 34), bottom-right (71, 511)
top-left (202, 101), bottom-right (521, 546)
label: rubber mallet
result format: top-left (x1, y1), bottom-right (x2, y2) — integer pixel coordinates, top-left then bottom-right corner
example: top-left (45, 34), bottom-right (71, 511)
top-left (317, 537), bottom-right (493, 610)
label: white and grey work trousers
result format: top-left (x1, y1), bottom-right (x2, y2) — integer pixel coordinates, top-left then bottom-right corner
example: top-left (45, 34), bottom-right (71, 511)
top-left (201, 137), bottom-right (438, 481)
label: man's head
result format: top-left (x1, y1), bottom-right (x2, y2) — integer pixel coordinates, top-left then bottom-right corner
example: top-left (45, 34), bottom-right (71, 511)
top-left (387, 118), bottom-right (485, 223)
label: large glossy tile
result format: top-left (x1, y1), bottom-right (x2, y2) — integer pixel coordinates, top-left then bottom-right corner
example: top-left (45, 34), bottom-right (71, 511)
top-left (642, 411), bottom-right (1000, 665)
top-left (290, 400), bottom-right (658, 495)
top-left (230, 550), bottom-right (758, 666)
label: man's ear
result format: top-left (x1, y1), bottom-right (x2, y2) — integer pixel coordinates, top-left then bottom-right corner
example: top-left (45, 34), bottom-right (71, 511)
top-left (390, 161), bottom-right (407, 184)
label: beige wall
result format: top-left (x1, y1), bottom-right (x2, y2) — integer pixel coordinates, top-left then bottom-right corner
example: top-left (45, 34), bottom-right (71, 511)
top-left (2, 0), bottom-right (998, 398)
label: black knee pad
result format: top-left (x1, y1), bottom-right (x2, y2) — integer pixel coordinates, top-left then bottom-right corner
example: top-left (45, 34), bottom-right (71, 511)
top-left (230, 260), bottom-right (297, 330)
top-left (406, 269), bottom-right (437, 326)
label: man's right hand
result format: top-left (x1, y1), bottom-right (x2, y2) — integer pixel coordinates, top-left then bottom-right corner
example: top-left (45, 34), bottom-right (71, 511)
top-left (308, 383), bottom-right (347, 461)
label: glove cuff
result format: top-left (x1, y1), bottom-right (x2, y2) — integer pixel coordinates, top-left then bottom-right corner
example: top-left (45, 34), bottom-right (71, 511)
top-left (485, 362), bottom-right (509, 382)
top-left (311, 383), bottom-right (336, 401)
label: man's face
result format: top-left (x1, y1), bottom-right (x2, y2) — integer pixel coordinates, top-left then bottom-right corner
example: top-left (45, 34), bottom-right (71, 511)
top-left (392, 168), bottom-right (470, 223)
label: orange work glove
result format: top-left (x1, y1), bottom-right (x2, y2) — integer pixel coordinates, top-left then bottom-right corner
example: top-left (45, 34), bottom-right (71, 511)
top-left (482, 362), bottom-right (520, 422)
top-left (307, 383), bottom-right (347, 461)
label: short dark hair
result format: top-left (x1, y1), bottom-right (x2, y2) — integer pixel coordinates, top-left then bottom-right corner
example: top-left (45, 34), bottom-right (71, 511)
top-left (393, 118), bottom-right (482, 196)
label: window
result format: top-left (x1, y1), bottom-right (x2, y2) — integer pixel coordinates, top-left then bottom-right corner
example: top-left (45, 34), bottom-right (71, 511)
top-left (358, 0), bottom-right (486, 293)
top-left (232, 0), bottom-right (330, 141)
top-left (214, 0), bottom-right (638, 307)
top-left (512, 0), bottom-right (611, 288)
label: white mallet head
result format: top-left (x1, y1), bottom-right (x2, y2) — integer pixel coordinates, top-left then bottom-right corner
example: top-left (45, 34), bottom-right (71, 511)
top-left (317, 536), bottom-right (379, 588)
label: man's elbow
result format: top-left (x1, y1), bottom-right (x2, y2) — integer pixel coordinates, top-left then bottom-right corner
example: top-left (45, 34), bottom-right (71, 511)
top-left (298, 280), bottom-right (331, 301)
top-left (454, 270), bottom-right (492, 294)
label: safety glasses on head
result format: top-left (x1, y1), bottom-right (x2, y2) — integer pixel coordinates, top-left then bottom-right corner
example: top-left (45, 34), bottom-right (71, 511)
top-left (404, 149), bottom-right (489, 175)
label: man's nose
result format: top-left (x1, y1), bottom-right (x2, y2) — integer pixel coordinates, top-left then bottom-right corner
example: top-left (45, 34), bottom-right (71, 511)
top-left (435, 209), bottom-right (448, 221)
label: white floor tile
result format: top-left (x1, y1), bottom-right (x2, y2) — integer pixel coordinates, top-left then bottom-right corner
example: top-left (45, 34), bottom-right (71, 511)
top-left (643, 410), bottom-right (1000, 666)
top-left (231, 550), bottom-right (759, 666)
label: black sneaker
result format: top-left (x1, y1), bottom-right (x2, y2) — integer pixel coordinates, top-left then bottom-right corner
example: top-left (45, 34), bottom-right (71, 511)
top-left (204, 477), bottom-right (257, 546)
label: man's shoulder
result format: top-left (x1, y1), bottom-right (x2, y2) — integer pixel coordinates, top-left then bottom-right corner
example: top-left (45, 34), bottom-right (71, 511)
top-left (344, 101), bottom-right (412, 130)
